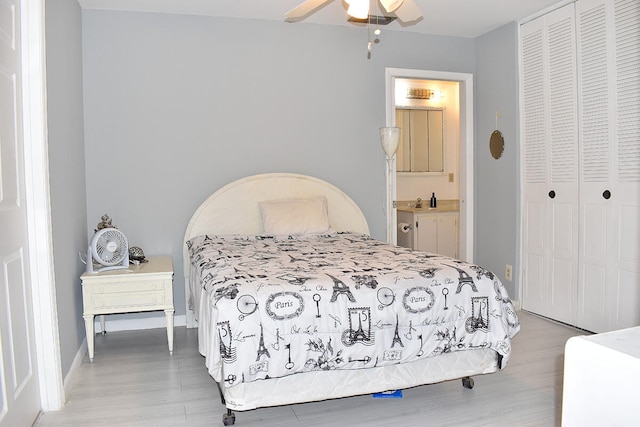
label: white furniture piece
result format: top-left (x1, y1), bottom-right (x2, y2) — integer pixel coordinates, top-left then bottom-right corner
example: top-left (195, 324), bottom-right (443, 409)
top-left (81, 256), bottom-right (174, 362)
top-left (397, 200), bottom-right (459, 258)
top-left (183, 173), bottom-right (513, 426)
top-left (520, 0), bottom-right (640, 333)
top-left (562, 326), bottom-right (640, 426)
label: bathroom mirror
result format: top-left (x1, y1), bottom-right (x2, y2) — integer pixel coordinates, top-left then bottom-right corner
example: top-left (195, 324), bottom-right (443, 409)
top-left (395, 108), bottom-right (444, 173)
top-left (490, 130), bottom-right (504, 159)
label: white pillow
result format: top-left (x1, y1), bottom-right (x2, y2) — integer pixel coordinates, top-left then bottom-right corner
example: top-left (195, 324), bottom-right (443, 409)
top-left (259, 196), bottom-right (331, 236)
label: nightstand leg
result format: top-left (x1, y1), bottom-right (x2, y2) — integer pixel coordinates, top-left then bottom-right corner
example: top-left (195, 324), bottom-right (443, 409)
top-left (100, 315), bottom-right (106, 334)
top-left (165, 309), bottom-right (174, 355)
top-left (84, 314), bottom-right (95, 362)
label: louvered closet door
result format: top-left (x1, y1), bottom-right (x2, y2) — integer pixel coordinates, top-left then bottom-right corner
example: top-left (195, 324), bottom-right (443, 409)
top-left (521, 3), bottom-right (579, 326)
top-left (576, 0), bottom-right (640, 332)
top-left (611, 0), bottom-right (640, 331)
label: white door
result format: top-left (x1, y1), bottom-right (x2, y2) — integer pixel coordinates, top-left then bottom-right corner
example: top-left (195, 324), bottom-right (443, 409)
top-left (576, 0), bottom-right (640, 332)
top-left (0, 0), bottom-right (42, 425)
top-left (610, 0), bottom-right (640, 331)
top-left (521, 3), bottom-right (580, 326)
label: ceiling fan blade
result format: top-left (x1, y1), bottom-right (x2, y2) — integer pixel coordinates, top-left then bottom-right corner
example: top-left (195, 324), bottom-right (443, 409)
top-left (285, 0), bottom-right (334, 22)
top-left (380, 0), bottom-right (404, 14)
top-left (394, 0), bottom-right (422, 23)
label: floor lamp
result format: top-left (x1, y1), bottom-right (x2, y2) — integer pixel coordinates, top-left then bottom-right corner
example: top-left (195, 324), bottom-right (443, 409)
top-left (380, 127), bottom-right (400, 244)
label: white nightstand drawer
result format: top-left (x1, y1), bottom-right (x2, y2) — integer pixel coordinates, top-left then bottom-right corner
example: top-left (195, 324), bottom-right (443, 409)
top-left (92, 280), bottom-right (167, 294)
top-left (92, 291), bottom-right (166, 310)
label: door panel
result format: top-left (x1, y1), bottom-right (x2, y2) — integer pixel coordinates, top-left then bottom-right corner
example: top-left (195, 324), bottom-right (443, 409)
top-left (549, 256), bottom-right (576, 325)
top-left (611, 190), bottom-right (640, 330)
top-left (579, 262), bottom-right (607, 333)
top-left (523, 200), bottom-right (546, 313)
top-left (416, 215), bottom-right (437, 253)
top-left (4, 250), bottom-right (34, 392)
top-left (436, 215), bottom-right (457, 259)
top-left (523, 253), bottom-right (545, 312)
top-left (0, 0), bottom-right (41, 425)
top-left (615, 269), bottom-right (640, 328)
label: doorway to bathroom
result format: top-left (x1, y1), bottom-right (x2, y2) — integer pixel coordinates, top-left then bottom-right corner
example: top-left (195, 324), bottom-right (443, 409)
top-left (384, 68), bottom-right (474, 262)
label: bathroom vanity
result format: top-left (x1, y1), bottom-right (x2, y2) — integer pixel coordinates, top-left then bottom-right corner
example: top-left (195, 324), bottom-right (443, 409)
top-left (397, 200), bottom-right (459, 258)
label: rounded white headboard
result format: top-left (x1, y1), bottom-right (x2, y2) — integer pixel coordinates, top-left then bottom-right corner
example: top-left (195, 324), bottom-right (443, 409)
top-left (184, 173), bottom-right (369, 241)
top-left (183, 172), bottom-right (370, 269)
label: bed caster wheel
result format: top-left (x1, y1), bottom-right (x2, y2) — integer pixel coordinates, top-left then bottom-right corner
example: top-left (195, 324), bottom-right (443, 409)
top-left (462, 376), bottom-right (474, 389)
top-left (222, 410), bottom-right (236, 426)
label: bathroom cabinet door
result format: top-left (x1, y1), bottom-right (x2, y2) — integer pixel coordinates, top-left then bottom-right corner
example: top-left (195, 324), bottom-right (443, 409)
top-left (416, 212), bottom-right (458, 258)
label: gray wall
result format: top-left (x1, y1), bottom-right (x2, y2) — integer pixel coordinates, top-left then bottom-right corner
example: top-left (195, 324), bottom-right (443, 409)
top-left (43, 7), bottom-right (523, 380)
top-left (45, 0), bottom-right (88, 377)
top-left (474, 22), bottom-right (520, 299)
top-left (81, 10), bottom-right (477, 318)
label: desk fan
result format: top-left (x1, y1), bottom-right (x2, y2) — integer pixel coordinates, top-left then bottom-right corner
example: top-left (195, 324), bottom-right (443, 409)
top-left (86, 227), bottom-right (130, 273)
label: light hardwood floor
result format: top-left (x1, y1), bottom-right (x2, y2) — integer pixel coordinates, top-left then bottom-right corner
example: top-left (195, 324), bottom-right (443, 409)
top-left (35, 311), bottom-right (585, 427)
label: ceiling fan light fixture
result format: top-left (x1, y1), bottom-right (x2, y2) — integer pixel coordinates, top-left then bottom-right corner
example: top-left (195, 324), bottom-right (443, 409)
top-left (346, 0), bottom-right (370, 19)
top-left (379, 0), bottom-right (404, 13)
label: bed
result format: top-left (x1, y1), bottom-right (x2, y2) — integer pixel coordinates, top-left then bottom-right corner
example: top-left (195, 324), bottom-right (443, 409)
top-left (183, 173), bottom-right (520, 426)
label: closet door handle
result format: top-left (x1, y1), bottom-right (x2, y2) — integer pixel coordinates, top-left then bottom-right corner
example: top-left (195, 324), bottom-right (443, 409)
top-left (548, 190), bottom-right (556, 199)
top-left (603, 190), bottom-right (611, 200)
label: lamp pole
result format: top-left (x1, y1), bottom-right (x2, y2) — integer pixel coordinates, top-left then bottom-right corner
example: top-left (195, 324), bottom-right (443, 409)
top-left (380, 127), bottom-right (400, 244)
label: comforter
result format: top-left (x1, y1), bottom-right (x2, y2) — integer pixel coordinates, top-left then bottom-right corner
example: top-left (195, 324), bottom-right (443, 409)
top-left (187, 232), bottom-right (520, 389)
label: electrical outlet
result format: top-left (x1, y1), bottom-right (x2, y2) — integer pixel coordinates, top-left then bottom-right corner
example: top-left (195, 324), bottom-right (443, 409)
top-left (505, 264), bottom-right (512, 281)
top-left (448, 173), bottom-right (454, 182)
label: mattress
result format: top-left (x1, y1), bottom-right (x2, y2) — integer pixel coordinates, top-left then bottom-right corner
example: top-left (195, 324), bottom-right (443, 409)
top-left (187, 231), bottom-right (519, 397)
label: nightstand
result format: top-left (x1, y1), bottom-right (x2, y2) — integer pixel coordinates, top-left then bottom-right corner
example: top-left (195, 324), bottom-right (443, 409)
top-left (81, 256), bottom-right (174, 362)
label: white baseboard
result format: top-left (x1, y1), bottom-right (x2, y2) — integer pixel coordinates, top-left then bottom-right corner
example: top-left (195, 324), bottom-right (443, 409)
top-left (513, 299), bottom-right (522, 311)
top-left (63, 339), bottom-right (87, 400)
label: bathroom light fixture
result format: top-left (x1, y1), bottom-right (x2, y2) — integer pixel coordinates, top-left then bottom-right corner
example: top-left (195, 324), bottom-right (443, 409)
top-left (380, 127), bottom-right (400, 244)
top-left (406, 88), bottom-right (434, 99)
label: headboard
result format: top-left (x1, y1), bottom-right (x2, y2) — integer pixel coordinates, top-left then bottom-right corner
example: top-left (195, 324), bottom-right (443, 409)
top-left (182, 173), bottom-right (370, 326)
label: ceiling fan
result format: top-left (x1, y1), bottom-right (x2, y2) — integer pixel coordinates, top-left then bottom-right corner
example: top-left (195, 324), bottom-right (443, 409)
top-left (285, 0), bottom-right (423, 24)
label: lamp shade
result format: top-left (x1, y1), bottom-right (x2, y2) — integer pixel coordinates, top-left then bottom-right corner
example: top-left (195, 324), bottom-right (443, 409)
top-left (346, 0), bottom-right (369, 19)
top-left (380, 127), bottom-right (400, 158)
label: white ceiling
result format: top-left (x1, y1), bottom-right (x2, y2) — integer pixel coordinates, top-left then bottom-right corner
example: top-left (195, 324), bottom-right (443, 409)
top-left (78, 0), bottom-right (568, 38)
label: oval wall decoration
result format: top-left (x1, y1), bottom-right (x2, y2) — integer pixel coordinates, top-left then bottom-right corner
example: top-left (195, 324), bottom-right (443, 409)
top-left (265, 291), bottom-right (305, 320)
top-left (402, 286), bottom-right (435, 313)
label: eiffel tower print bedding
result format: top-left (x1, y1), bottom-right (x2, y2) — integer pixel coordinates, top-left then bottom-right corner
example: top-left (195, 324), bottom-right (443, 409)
top-left (187, 232), bottom-right (520, 390)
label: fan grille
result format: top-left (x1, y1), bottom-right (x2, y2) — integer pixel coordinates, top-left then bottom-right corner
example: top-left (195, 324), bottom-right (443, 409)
top-left (93, 228), bottom-right (128, 266)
